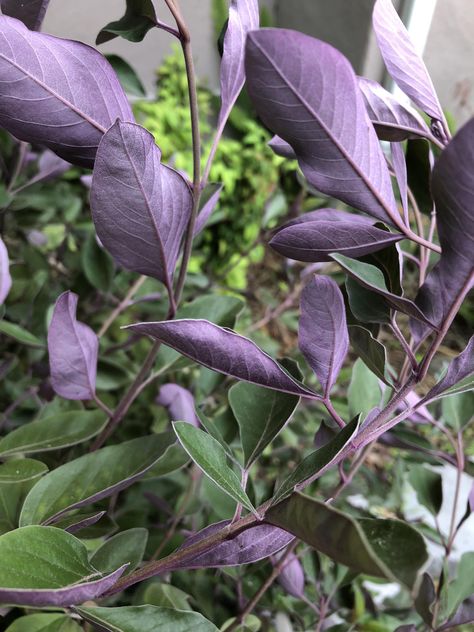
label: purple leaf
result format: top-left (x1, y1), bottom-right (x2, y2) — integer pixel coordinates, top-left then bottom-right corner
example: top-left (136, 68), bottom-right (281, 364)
top-left (63, 511), bottom-right (107, 535)
top-left (420, 337), bottom-right (474, 405)
top-left (193, 183), bottom-right (223, 236)
top-left (270, 219), bottom-right (403, 263)
top-left (268, 136), bottom-right (296, 159)
top-left (245, 29), bottom-right (401, 227)
top-left (299, 276), bottom-right (349, 396)
top-left (127, 319), bottom-right (318, 398)
top-left (372, 0), bottom-right (444, 123)
top-left (275, 552), bottom-right (305, 599)
top-left (0, 16), bottom-right (133, 167)
top-left (390, 142), bottom-right (408, 224)
top-left (1, 0), bottom-right (50, 31)
top-left (0, 236), bottom-right (12, 305)
top-left (176, 520), bottom-right (294, 569)
top-left (90, 121), bottom-right (192, 293)
top-left (219, 0), bottom-right (259, 126)
top-left (157, 383), bottom-right (199, 427)
top-left (36, 150), bottom-right (70, 181)
top-left (412, 119), bottom-right (474, 342)
top-left (47, 291), bottom-right (98, 401)
top-left (438, 598), bottom-right (474, 630)
top-left (358, 77), bottom-right (431, 142)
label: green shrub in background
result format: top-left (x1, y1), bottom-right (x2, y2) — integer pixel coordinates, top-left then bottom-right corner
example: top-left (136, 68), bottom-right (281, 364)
top-left (135, 48), bottom-right (296, 288)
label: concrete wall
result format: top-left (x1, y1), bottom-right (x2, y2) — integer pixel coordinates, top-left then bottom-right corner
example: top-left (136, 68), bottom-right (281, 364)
top-left (43, 0), bottom-right (220, 93)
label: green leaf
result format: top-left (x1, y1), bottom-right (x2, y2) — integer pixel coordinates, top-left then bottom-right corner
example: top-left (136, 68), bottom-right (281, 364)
top-left (348, 359), bottom-right (382, 420)
top-left (173, 422), bottom-right (255, 514)
top-left (19, 432), bottom-right (175, 526)
top-left (0, 460), bottom-right (48, 534)
top-left (0, 526), bottom-right (126, 606)
top-left (408, 465), bottom-right (443, 515)
top-left (143, 442), bottom-right (190, 479)
top-left (346, 276), bottom-right (390, 324)
top-left (361, 236), bottom-right (402, 295)
top-left (229, 379), bottom-right (299, 468)
top-left (0, 410), bottom-right (107, 457)
top-left (267, 494), bottom-right (427, 588)
top-left (5, 613), bottom-right (82, 632)
top-left (106, 54), bottom-right (146, 97)
top-left (349, 325), bottom-right (392, 386)
top-left (334, 254), bottom-right (432, 326)
top-left (96, 0), bottom-right (157, 44)
top-left (140, 582), bottom-right (192, 610)
top-left (272, 416), bottom-right (360, 505)
top-left (441, 552), bottom-right (474, 620)
top-left (76, 605), bottom-right (219, 632)
top-left (91, 528), bottom-right (148, 576)
top-left (442, 391), bottom-right (474, 430)
top-left (0, 320), bottom-right (43, 346)
top-left (196, 410), bottom-right (235, 462)
top-left (81, 231), bottom-right (115, 292)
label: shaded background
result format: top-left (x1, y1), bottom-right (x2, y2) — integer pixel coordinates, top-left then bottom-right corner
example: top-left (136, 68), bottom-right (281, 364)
top-left (40, 0), bottom-right (474, 125)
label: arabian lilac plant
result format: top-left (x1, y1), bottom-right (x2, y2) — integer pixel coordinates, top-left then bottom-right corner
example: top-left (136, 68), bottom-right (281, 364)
top-left (0, 0), bottom-right (472, 630)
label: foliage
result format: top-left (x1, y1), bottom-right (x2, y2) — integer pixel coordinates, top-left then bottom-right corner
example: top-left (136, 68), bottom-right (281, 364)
top-left (0, 0), bottom-right (473, 631)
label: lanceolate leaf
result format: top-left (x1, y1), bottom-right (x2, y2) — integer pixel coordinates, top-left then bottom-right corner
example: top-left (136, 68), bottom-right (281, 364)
top-left (4, 613), bottom-right (82, 632)
top-left (277, 553), bottom-right (305, 599)
top-left (299, 276), bottom-right (349, 396)
top-left (76, 605), bottom-right (219, 632)
top-left (218, 0), bottom-right (259, 126)
top-left (194, 183), bottom-right (223, 236)
top-left (270, 219), bottom-right (403, 263)
top-left (372, 0), bottom-right (444, 123)
top-left (229, 379), bottom-right (299, 467)
top-left (177, 521), bottom-right (294, 569)
top-left (19, 432), bottom-right (175, 525)
top-left (272, 415), bottom-right (360, 505)
top-left (421, 337), bottom-right (474, 404)
top-left (267, 494), bottom-right (427, 588)
top-left (91, 121), bottom-right (192, 294)
top-left (0, 235), bottom-right (12, 305)
top-left (268, 135), bottom-right (296, 159)
top-left (349, 325), bottom-right (391, 385)
top-left (0, 16), bottom-right (133, 167)
top-left (0, 410), bottom-right (106, 457)
top-left (0, 526), bottom-right (126, 606)
top-left (173, 422), bottom-right (255, 513)
top-left (358, 77), bottom-right (431, 142)
top-left (47, 291), bottom-right (98, 401)
top-left (0, 0), bottom-right (50, 31)
top-left (412, 119), bottom-right (474, 342)
top-left (128, 319), bottom-right (318, 398)
top-left (332, 253), bottom-right (436, 327)
top-left (245, 29), bottom-right (401, 228)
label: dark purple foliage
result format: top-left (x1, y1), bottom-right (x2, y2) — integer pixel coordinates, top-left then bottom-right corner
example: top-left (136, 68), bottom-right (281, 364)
top-left (177, 521), bottom-right (294, 569)
top-left (0, 16), bottom-right (133, 167)
top-left (299, 276), bottom-right (349, 397)
top-left (127, 319), bottom-right (318, 398)
top-left (275, 552), bottom-right (305, 599)
top-left (245, 28), bottom-right (403, 230)
top-left (47, 291), bottom-right (98, 401)
top-left (90, 121), bottom-right (192, 293)
top-left (421, 337), bottom-right (474, 404)
top-left (412, 119), bottom-right (474, 341)
top-left (1, 0), bottom-right (50, 31)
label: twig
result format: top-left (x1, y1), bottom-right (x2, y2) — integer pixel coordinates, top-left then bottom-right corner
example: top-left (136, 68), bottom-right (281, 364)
top-left (98, 275), bottom-right (147, 338)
